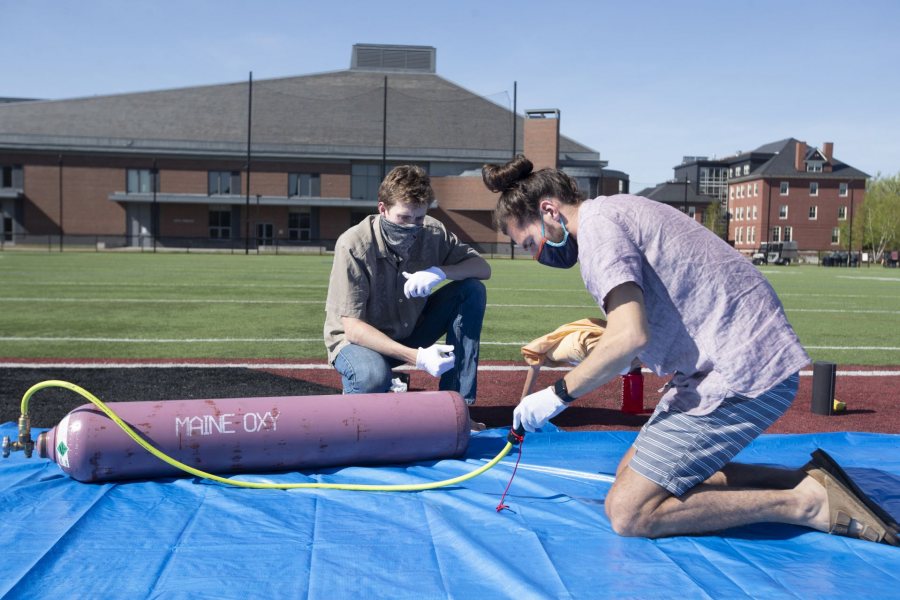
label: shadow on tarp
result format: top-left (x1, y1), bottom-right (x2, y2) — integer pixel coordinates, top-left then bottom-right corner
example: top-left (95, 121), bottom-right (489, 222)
top-left (1, 426), bottom-right (898, 599)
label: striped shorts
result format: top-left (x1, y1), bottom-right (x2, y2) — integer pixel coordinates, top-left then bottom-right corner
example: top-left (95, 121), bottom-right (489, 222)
top-left (629, 372), bottom-right (800, 497)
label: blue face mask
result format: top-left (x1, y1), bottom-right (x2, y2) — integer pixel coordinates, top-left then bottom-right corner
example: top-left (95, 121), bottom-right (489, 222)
top-left (536, 218), bottom-right (578, 269)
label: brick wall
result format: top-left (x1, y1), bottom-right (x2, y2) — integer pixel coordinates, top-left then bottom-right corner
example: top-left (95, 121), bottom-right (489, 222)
top-left (524, 117), bottom-right (559, 170)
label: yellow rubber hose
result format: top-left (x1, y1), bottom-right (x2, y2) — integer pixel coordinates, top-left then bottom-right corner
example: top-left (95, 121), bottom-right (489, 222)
top-left (21, 380), bottom-right (514, 491)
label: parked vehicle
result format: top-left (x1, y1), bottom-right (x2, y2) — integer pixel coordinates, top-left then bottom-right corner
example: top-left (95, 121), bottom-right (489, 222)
top-left (751, 241), bottom-right (798, 265)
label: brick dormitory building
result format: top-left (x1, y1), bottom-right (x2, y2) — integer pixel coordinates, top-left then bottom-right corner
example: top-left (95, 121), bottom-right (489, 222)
top-left (639, 138), bottom-right (868, 260)
top-left (0, 44), bottom-right (627, 252)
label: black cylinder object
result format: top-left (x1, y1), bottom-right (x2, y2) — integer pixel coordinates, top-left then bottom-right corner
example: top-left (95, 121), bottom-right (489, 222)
top-left (811, 361), bottom-right (836, 416)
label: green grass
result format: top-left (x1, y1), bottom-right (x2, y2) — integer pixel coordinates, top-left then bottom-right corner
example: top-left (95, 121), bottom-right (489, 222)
top-left (1, 251), bottom-right (898, 364)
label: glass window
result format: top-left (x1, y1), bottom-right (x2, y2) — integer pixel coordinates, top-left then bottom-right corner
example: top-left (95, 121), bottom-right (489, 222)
top-left (127, 169), bottom-right (155, 193)
top-left (831, 227), bottom-right (840, 244)
top-left (772, 226), bottom-right (781, 242)
top-left (743, 164), bottom-right (750, 175)
top-left (809, 182), bottom-right (818, 196)
top-left (752, 206), bottom-right (758, 219)
top-left (209, 206), bottom-right (232, 239)
top-left (784, 226), bottom-right (792, 242)
top-left (809, 205), bottom-right (817, 220)
top-left (736, 227), bottom-right (743, 243)
top-left (208, 171), bottom-right (238, 195)
top-left (839, 182), bottom-right (848, 197)
top-left (288, 208), bottom-right (312, 241)
top-left (780, 182), bottom-right (789, 195)
top-left (1, 166), bottom-right (12, 188)
top-left (753, 183), bottom-right (758, 196)
top-left (288, 173), bottom-right (321, 197)
top-left (779, 205), bottom-right (788, 219)
top-left (838, 206), bottom-right (847, 220)
top-left (351, 163), bottom-right (384, 202)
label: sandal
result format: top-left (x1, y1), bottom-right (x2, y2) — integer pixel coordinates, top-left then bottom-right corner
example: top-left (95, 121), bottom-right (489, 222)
top-left (804, 449), bottom-right (898, 546)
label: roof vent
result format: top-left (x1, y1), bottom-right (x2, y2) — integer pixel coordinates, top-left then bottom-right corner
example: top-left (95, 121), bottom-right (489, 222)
top-left (351, 44), bottom-right (436, 73)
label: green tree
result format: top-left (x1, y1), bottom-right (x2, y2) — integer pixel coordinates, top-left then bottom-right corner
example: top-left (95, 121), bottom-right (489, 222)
top-left (842, 173), bottom-right (900, 261)
top-left (703, 200), bottom-right (727, 239)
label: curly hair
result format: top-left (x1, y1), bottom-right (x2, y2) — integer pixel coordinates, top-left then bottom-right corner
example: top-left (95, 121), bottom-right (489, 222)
top-left (378, 165), bottom-right (434, 208)
top-left (482, 155), bottom-right (583, 234)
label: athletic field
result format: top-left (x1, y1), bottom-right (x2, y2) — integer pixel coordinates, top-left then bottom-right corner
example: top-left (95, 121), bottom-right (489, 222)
top-left (1, 251), bottom-right (898, 365)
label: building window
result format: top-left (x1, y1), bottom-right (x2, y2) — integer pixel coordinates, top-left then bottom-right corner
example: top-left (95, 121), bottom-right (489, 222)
top-left (752, 205), bottom-right (758, 220)
top-left (838, 206), bottom-right (847, 220)
top-left (288, 208), bottom-right (311, 241)
top-left (807, 161), bottom-right (823, 172)
top-left (753, 182), bottom-right (758, 196)
top-left (736, 227), bottom-right (743, 244)
top-left (126, 169), bottom-right (156, 194)
top-left (784, 226), bottom-right (793, 242)
top-left (809, 205), bottom-right (817, 220)
top-left (748, 226), bottom-right (756, 244)
top-left (839, 182), bottom-right (849, 197)
top-left (831, 227), bottom-right (840, 244)
top-left (779, 205), bottom-right (788, 219)
top-left (208, 171), bottom-right (239, 195)
top-left (351, 163), bottom-right (384, 202)
top-left (688, 206), bottom-right (696, 218)
top-left (743, 164), bottom-right (750, 175)
top-left (809, 182), bottom-right (819, 196)
top-left (780, 182), bottom-right (789, 195)
top-left (617, 179), bottom-right (624, 193)
top-left (1, 165), bottom-right (13, 188)
top-left (729, 187), bottom-right (734, 199)
top-left (288, 173), bottom-right (321, 197)
top-left (209, 206), bottom-right (232, 239)
top-left (772, 226), bottom-right (781, 243)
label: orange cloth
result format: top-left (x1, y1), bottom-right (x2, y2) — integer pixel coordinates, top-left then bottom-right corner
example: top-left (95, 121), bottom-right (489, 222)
top-left (521, 318), bottom-right (607, 367)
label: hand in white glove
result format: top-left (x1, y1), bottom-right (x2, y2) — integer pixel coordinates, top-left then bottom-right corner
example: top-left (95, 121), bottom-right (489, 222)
top-left (415, 343), bottom-right (455, 377)
top-left (402, 267), bottom-right (446, 298)
top-left (513, 386), bottom-right (568, 433)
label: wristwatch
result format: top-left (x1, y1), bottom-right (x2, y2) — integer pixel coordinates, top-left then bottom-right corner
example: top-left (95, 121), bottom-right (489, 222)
top-left (553, 378), bottom-right (577, 404)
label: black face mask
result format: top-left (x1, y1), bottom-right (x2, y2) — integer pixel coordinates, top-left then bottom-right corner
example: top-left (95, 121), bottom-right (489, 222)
top-left (536, 219), bottom-right (578, 269)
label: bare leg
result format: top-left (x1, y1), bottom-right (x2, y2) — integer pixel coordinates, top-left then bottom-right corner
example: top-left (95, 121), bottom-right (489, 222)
top-left (605, 463), bottom-right (829, 538)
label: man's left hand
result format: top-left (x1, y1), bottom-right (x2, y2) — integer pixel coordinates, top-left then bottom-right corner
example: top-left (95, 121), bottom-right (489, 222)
top-left (402, 267), bottom-right (446, 298)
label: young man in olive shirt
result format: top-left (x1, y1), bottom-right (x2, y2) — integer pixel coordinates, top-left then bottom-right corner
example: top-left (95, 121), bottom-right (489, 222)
top-left (324, 165), bottom-right (491, 406)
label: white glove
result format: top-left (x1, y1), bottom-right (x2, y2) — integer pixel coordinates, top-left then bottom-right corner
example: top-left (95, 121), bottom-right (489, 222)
top-left (415, 343), bottom-right (455, 377)
top-left (402, 267), bottom-right (446, 298)
top-left (513, 386), bottom-right (568, 432)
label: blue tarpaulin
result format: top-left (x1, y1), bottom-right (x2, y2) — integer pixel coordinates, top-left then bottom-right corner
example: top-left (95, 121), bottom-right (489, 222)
top-left (2, 423), bottom-right (898, 598)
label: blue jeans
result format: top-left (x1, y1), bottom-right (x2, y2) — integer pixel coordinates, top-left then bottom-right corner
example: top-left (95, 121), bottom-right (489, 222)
top-left (333, 278), bottom-right (486, 404)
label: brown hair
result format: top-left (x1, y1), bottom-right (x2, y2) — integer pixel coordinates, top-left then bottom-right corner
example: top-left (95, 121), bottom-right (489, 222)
top-left (378, 165), bottom-right (434, 208)
top-left (482, 155), bottom-right (583, 234)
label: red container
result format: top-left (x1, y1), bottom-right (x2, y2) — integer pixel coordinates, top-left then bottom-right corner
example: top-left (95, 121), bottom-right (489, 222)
top-left (621, 371), bottom-right (645, 414)
top-left (37, 391), bottom-right (470, 483)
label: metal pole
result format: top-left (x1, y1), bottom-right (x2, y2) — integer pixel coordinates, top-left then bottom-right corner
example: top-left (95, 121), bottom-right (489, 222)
top-left (245, 71), bottom-right (253, 255)
top-left (847, 186), bottom-right (855, 267)
top-left (683, 178), bottom-right (689, 215)
top-left (511, 81), bottom-right (517, 159)
top-left (152, 158), bottom-right (158, 253)
top-left (382, 75), bottom-right (387, 181)
top-left (58, 154), bottom-right (63, 252)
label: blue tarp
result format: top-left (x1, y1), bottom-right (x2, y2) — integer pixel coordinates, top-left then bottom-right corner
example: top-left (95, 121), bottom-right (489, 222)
top-left (2, 423), bottom-right (898, 599)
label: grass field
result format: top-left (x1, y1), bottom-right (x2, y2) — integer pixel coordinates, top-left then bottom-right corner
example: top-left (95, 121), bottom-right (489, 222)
top-left (1, 251), bottom-right (898, 364)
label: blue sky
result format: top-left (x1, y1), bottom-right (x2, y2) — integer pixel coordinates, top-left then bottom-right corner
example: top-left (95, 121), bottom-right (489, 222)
top-left (4, 0), bottom-right (899, 190)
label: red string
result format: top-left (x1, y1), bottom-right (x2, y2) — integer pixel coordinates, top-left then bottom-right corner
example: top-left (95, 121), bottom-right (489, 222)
top-left (496, 433), bottom-right (525, 512)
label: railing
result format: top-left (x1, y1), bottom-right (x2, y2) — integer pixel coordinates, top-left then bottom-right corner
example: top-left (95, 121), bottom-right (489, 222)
top-left (0, 234), bottom-right (527, 259)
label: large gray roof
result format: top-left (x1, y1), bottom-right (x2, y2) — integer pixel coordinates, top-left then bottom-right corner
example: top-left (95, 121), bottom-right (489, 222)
top-left (730, 138), bottom-right (869, 181)
top-left (0, 70), bottom-right (598, 163)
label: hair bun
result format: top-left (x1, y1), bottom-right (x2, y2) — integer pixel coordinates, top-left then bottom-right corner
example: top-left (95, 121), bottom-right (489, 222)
top-left (482, 155), bottom-right (533, 193)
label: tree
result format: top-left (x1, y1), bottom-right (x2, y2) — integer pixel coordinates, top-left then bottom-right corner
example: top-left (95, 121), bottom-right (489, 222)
top-left (703, 200), bottom-right (727, 239)
top-left (844, 173), bottom-right (900, 262)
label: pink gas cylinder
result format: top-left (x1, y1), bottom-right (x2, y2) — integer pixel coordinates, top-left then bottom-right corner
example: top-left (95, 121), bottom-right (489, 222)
top-left (37, 391), bottom-right (470, 483)
top-left (621, 369), bottom-right (645, 414)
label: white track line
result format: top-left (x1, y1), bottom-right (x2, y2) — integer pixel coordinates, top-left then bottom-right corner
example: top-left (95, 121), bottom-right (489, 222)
top-left (0, 361), bottom-right (897, 377)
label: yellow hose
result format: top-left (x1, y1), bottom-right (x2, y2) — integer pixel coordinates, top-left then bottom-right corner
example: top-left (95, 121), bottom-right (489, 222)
top-left (21, 380), bottom-right (514, 491)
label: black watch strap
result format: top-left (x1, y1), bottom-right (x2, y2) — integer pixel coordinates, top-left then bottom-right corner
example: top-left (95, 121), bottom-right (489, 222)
top-left (554, 378), bottom-right (577, 403)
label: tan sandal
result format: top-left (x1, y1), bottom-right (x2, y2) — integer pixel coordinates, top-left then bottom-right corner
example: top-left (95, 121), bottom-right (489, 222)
top-left (803, 449), bottom-right (898, 546)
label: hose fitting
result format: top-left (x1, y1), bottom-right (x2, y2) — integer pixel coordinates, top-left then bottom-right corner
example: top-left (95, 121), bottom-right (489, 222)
top-left (2, 414), bottom-right (34, 458)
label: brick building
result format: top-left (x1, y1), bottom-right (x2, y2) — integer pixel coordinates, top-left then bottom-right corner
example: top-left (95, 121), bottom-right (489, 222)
top-left (640, 138), bottom-right (868, 256)
top-left (0, 44), bottom-right (626, 251)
